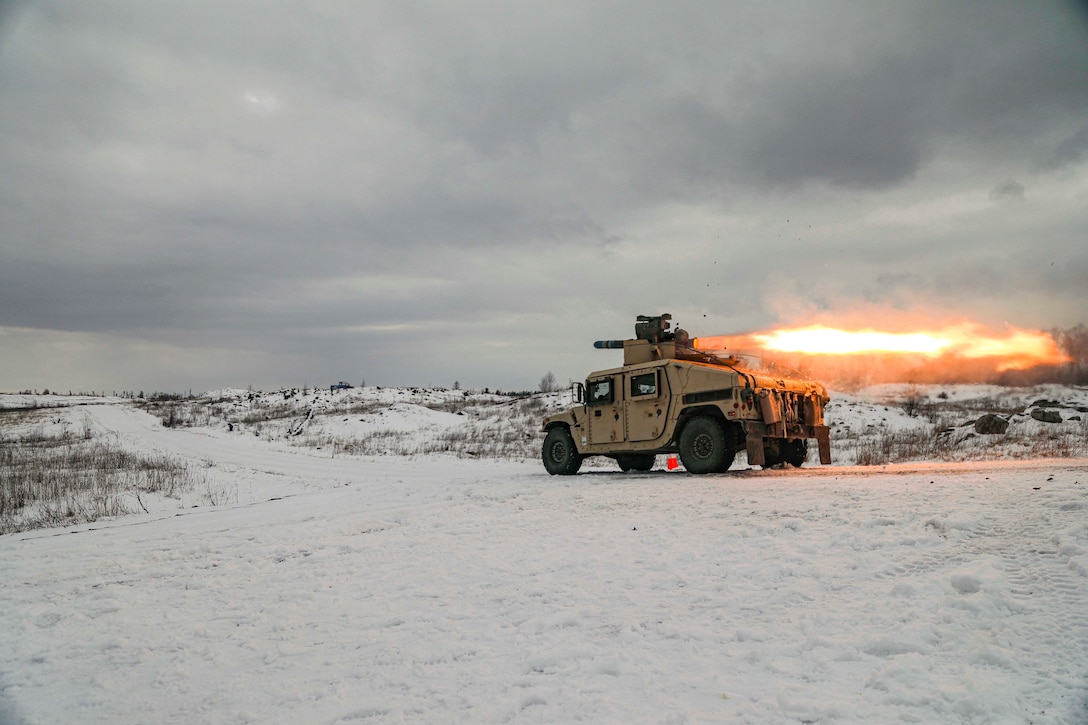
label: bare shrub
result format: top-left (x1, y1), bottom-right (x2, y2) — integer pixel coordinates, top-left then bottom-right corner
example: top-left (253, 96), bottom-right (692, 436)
top-left (1, 411), bottom-right (202, 534)
top-left (539, 371), bottom-right (560, 393)
top-left (851, 428), bottom-right (953, 466)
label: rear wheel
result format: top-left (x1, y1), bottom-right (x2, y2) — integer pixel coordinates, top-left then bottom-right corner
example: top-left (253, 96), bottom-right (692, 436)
top-left (678, 417), bottom-right (735, 474)
top-left (762, 439), bottom-right (783, 468)
top-left (783, 439), bottom-right (808, 467)
top-left (616, 454), bottom-right (656, 472)
top-left (761, 439), bottom-right (807, 468)
top-left (542, 427), bottom-right (583, 475)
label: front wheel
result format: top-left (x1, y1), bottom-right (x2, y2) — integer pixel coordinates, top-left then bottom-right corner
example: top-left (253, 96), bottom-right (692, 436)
top-left (542, 427), bottom-right (583, 475)
top-left (678, 417), bottom-right (735, 474)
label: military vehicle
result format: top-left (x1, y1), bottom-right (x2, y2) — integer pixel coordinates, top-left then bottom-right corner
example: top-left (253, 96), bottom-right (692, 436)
top-left (541, 314), bottom-right (831, 474)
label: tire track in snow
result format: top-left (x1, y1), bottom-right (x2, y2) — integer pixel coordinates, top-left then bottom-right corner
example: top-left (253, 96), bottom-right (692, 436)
top-left (871, 476), bottom-right (1088, 723)
top-left (975, 497), bottom-right (1088, 722)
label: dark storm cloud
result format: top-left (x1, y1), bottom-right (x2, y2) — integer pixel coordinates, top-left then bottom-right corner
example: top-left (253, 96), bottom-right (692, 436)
top-left (1, 0), bottom-right (1086, 391)
top-left (639, 3), bottom-right (1088, 193)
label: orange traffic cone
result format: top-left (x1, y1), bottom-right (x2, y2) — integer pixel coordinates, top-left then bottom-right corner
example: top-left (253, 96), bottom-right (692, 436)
top-left (667, 455), bottom-right (679, 470)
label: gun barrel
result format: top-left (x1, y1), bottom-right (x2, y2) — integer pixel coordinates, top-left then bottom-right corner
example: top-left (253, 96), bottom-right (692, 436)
top-left (593, 340), bottom-right (625, 349)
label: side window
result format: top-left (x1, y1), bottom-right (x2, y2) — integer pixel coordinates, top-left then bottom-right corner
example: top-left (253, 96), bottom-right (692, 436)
top-left (588, 378), bottom-right (613, 405)
top-left (630, 371), bottom-right (657, 397)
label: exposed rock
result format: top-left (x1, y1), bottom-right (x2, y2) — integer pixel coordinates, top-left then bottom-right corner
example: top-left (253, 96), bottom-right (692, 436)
top-left (1030, 408), bottom-right (1063, 424)
top-left (1031, 399), bottom-right (1061, 408)
top-left (974, 414), bottom-right (1010, 435)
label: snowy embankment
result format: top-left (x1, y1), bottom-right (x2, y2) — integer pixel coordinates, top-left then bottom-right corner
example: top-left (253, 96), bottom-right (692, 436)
top-left (130, 382), bottom-right (1088, 467)
top-left (1, 392), bottom-right (1088, 723)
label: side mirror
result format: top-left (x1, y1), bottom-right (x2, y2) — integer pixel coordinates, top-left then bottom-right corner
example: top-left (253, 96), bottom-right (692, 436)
top-left (572, 382), bottom-right (585, 404)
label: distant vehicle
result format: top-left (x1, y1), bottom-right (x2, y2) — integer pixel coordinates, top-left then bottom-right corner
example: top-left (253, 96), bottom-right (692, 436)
top-left (330, 382), bottom-right (354, 391)
top-left (541, 314), bottom-right (832, 474)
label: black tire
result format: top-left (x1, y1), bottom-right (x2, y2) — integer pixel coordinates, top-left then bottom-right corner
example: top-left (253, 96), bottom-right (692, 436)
top-left (678, 417), bottom-right (735, 474)
top-left (617, 454), bottom-right (656, 472)
top-left (783, 439), bottom-right (808, 467)
top-left (542, 427), bottom-right (583, 475)
top-left (762, 439), bottom-right (782, 468)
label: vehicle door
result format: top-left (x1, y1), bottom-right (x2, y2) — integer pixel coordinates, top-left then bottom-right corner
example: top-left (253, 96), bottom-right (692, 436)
top-left (625, 368), bottom-right (667, 442)
top-left (586, 376), bottom-right (624, 445)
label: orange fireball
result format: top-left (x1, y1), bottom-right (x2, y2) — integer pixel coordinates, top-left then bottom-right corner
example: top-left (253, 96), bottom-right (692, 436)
top-left (748, 323), bottom-right (1069, 371)
top-left (693, 320), bottom-right (1070, 381)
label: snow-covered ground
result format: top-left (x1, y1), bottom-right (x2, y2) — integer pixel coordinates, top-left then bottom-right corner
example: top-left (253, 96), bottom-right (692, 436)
top-left (2, 393), bottom-right (1088, 723)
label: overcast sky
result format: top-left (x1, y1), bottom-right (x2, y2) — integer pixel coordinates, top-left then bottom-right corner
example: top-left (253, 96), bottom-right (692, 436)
top-left (1, 1), bottom-right (1086, 393)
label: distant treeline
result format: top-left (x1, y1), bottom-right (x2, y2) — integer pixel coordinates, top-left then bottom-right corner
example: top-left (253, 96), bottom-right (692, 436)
top-left (11, 390), bottom-right (199, 400)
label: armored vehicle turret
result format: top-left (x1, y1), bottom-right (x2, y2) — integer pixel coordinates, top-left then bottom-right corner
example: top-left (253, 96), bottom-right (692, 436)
top-left (541, 314), bottom-right (831, 474)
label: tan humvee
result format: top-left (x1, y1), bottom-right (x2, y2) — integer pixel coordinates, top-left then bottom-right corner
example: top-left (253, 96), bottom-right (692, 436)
top-left (541, 314), bottom-right (831, 474)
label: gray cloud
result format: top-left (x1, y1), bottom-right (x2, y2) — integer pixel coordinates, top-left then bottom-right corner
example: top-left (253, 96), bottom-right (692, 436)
top-left (2, 0), bottom-right (1086, 392)
top-left (990, 181), bottom-right (1026, 203)
top-left (1049, 124), bottom-right (1088, 169)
